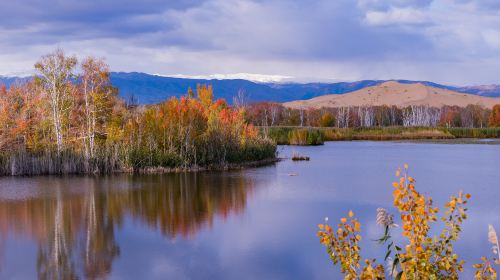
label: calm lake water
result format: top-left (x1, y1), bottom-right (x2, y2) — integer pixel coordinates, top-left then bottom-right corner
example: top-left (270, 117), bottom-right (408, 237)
top-left (0, 141), bottom-right (499, 279)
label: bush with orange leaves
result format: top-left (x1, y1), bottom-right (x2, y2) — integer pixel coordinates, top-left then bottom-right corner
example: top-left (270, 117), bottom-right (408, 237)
top-left (317, 165), bottom-right (499, 279)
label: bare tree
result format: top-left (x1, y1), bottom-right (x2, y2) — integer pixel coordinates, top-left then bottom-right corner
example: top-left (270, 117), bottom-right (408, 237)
top-left (233, 89), bottom-right (248, 109)
top-left (402, 106), bottom-right (441, 127)
top-left (337, 107), bottom-right (351, 128)
top-left (357, 106), bottom-right (375, 127)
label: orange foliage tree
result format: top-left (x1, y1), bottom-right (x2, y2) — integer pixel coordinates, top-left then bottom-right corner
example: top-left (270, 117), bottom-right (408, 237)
top-left (490, 105), bottom-right (500, 127)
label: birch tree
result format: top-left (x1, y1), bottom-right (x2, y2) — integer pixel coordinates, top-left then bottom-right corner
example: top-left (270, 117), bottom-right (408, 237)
top-left (80, 57), bottom-right (113, 159)
top-left (35, 49), bottom-right (77, 153)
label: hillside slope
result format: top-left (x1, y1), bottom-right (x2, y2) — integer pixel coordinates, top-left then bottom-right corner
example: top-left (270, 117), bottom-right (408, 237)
top-left (284, 81), bottom-right (500, 109)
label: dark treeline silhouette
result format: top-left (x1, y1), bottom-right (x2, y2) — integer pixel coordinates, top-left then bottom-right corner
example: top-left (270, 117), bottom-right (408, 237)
top-left (0, 50), bottom-right (276, 175)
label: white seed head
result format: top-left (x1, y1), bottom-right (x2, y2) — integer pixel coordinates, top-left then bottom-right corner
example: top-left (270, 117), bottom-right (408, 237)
top-left (376, 208), bottom-right (396, 227)
top-left (489, 224), bottom-right (498, 245)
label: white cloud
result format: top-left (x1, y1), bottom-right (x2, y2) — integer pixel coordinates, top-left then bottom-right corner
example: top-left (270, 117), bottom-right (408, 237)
top-left (481, 29), bottom-right (500, 48)
top-left (165, 73), bottom-right (293, 83)
top-left (364, 7), bottom-right (429, 26)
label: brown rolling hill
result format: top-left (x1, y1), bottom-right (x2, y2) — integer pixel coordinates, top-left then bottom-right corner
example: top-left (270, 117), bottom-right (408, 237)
top-left (283, 81), bottom-right (500, 109)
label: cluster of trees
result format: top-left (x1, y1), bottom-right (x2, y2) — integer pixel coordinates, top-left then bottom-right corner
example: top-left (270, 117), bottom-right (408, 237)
top-left (0, 50), bottom-right (275, 175)
top-left (126, 84), bottom-right (275, 169)
top-left (246, 102), bottom-right (500, 128)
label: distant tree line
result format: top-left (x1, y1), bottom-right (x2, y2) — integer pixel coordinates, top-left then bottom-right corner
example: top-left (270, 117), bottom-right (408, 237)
top-left (245, 102), bottom-right (500, 128)
top-left (0, 50), bottom-right (276, 175)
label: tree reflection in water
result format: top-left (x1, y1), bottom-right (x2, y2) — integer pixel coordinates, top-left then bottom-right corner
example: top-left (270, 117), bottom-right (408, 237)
top-left (0, 172), bottom-right (254, 279)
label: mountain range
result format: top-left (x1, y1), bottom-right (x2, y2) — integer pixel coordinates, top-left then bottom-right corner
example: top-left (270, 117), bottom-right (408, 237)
top-left (1, 72), bottom-right (500, 104)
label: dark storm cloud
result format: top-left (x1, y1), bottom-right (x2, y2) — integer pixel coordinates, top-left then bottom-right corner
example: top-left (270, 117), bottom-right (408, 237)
top-left (0, 0), bottom-right (205, 41)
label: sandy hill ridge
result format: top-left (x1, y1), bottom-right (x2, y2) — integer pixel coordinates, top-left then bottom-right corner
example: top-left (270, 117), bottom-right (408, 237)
top-left (284, 81), bottom-right (500, 109)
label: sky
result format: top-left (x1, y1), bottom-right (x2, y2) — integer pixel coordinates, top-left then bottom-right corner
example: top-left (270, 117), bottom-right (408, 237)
top-left (1, 0), bottom-right (500, 85)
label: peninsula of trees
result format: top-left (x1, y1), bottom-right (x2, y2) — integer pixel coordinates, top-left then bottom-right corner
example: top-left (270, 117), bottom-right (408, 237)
top-left (0, 50), bottom-right (276, 176)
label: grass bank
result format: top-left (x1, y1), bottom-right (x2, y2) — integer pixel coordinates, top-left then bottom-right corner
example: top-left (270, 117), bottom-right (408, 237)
top-left (261, 126), bottom-right (500, 145)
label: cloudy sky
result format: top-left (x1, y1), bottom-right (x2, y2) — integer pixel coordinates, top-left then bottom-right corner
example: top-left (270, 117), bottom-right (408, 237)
top-left (1, 0), bottom-right (499, 85)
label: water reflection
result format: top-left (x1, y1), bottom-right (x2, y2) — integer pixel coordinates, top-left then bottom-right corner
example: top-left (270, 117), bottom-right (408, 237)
top-left (0, 173), bottom-right (254, 279)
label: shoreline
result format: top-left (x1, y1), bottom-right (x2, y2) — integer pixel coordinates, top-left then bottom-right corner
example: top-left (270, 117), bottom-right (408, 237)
top-left (129, 157), bottom-right (280, 174)
top-left (0, 157), bottom-right (280, 177)
top-left (263, 126), bottom-right (500, 145)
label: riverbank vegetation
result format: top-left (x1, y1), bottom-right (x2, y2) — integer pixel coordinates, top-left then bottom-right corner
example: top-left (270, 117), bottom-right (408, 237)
top-left (262, 126), bottom-right (500, 144)
top-left (0, 50), bottom-right (276, 175)
top-left (317, 165), bottom-right (499, 279)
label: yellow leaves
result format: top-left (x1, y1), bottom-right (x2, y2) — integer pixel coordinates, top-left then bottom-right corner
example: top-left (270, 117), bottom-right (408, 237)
top-left (408, 177), bottom-right (415, 183)
top-left (393, 189), bottom-right (401, 198)
top-left (449, 200), bottom-right (456, 208)
top-left (318, 224), bottom-right (324, 230)
top-left (466, 193), bottom-right (471, 200)
top-left (354, 221), bottom-right (361, 232)
top-left (392, 182), bottom-right (399, 188)
top-left (416, 206), bottom-right (425, 216)
top-left (404, 163), bottom-right (409, 169)
top-left (474, 257), bottom-right (498, 279)
top-left (317, 210), bottom-right (365, 279)
top-left (416, 245), bottom-right (423, 253)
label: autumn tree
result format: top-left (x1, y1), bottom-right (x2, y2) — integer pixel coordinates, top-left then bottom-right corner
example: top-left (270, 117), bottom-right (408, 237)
top-left (440, 106), bottom-right (461, 127)
top-left (79, 57), bottom-right (116, 159)
top-left (0, 81), bottom-right (45, 151)
top-left (35, 49), bottom-right (77, 153)
top-left (490, 105), bottom-right (500, 127)
top-left (319, 112), bottom-right (335, 127)
top-left (197, 84), bottom-right (213, 109)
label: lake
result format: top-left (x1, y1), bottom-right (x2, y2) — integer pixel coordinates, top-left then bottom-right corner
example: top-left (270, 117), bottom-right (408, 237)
top-left (0, 141), bottom-right (499, 279)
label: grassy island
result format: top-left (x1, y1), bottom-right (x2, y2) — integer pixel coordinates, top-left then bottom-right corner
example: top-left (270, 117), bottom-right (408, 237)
top-left (0, 50), bottom-right (276, 176)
